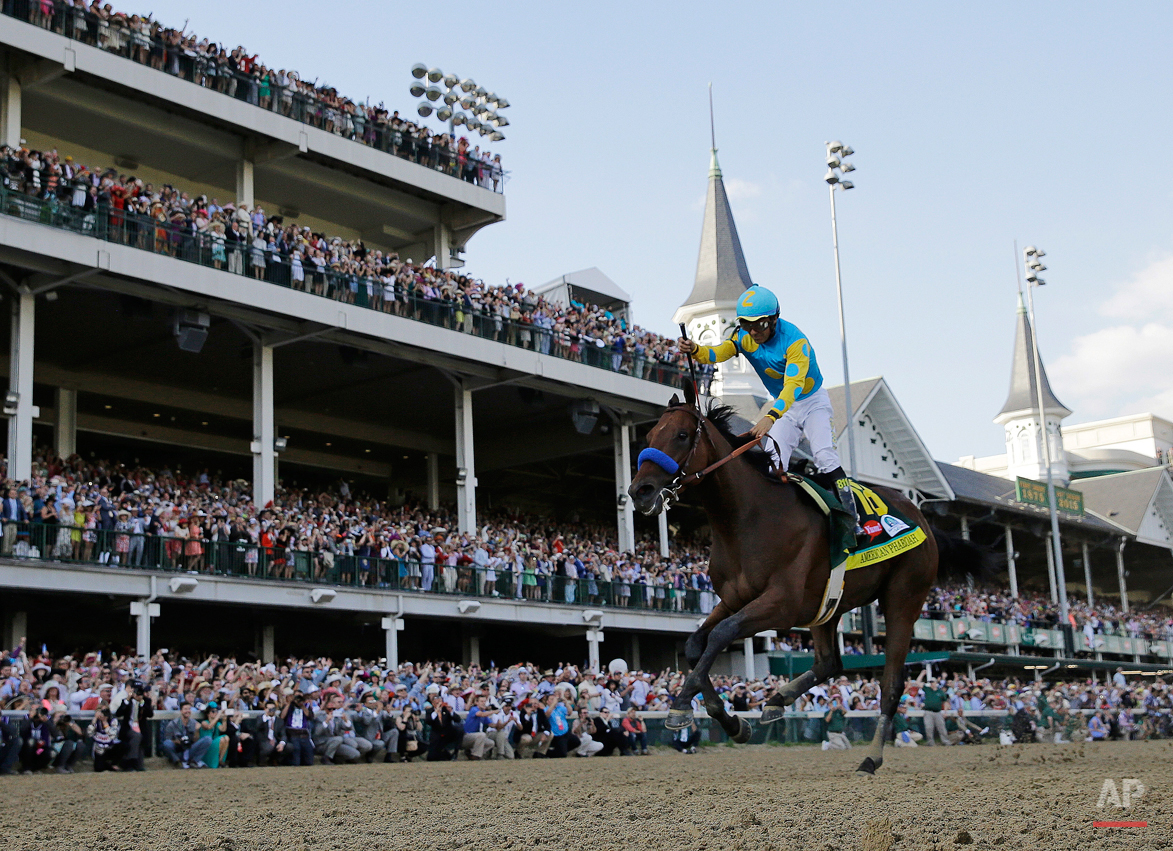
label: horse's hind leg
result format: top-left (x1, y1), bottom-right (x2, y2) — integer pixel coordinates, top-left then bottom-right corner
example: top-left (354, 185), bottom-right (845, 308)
top-left (856, 556), bottom-right (930, 776)
top-left (760, 616), bottom-right (844, 724)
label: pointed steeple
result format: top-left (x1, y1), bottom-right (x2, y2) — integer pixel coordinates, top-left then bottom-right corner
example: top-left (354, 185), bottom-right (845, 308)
top-left (997, 293), bottom-right (1071, 420)
top-left (678, 97), bottom-right (753, 311)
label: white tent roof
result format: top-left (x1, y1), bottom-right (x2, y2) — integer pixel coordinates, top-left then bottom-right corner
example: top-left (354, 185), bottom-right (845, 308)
top-left (535, 267), bottom-right (632, 304)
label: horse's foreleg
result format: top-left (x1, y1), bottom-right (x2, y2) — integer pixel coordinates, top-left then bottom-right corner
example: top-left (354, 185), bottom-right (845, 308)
top-left (761, 617), bottom-right (844, 725)
top-left (684, 600), bottom-right (731, 667)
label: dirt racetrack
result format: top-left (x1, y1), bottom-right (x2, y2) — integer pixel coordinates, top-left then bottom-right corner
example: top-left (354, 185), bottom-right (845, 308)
top-left (1, 740), bottom-right (1168, 851)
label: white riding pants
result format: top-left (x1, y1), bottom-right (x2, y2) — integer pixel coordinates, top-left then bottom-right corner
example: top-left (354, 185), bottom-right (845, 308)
top-left (765, 387), bottom-right (842, 474)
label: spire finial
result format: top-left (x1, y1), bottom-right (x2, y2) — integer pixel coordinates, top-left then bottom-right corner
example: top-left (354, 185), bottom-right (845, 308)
top-left (708, 82), bottom-right (721, 177)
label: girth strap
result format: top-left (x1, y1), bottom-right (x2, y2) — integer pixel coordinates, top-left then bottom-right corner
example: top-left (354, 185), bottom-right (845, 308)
top-left (798, 563), bottom-right (846, 629)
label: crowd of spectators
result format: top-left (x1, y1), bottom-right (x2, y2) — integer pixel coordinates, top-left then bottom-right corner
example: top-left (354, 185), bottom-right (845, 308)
top-left (1, 145), bottom-right (689, 383)
top-left (2, 639), bottom-right (1169, 775)
top-left (0, 1), bottom-right (504, 187)
top-left (924, 583), bottom-right (1173, 645)
top-left (1, 446), bottom-right (719, 612)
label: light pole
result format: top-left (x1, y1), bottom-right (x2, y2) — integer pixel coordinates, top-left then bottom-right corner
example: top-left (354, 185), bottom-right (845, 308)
top-left (1022, 245), bottom-right (1071, 640)
top-left (409, 64), bottom-right (509, 143)
top-left (824, 141), bottom-right (857, 475)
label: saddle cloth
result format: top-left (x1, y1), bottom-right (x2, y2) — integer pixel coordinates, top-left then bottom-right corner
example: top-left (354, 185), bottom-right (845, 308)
top-left (791, 475), bottom-right (927, 627)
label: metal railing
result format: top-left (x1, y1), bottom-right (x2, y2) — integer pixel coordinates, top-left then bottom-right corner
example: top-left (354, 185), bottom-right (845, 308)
top-left (0, 1), bottom-right (506, 192)
top-left (0, 187), bottom-right (687, 388)
top-left (0, 521), bottom-right (710, 614)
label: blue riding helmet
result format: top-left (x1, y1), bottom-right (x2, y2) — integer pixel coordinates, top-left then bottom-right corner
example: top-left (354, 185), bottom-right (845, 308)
top-left (735, 286), bottom-right (779, 322)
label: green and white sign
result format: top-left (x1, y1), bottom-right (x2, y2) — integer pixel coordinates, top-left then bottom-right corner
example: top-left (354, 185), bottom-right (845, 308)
top-left (1015, 477), bottom-right (1084, 515)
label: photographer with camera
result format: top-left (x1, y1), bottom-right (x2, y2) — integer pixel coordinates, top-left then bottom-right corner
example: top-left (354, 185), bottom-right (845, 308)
top-left (247, 699), bottom-right (286, 766)
top-left (425, 691), bottom-right (461, 761)
top-left (352, 692), bottom-right (388, 763)
top-left (50, 710), bottom-right (83, 773)
top-left (113, 679), bottom-right (152, 770)
top-left (162, 702), bottom-right (213, 768)
top-left (282, 691), bottom-right (315, 766)
top-left (19, 706), bottom-right (55, 773)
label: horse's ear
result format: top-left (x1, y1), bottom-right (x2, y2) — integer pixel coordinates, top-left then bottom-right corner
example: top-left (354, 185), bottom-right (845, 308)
top-left (683, 380), bottom-right (697, 408)
top-left (668, 393), bottom-right (681, 408)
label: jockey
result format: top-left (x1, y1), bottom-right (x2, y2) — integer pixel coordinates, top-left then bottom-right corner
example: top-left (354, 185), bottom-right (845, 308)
top-left (677, 284), bottom-right (863, 542)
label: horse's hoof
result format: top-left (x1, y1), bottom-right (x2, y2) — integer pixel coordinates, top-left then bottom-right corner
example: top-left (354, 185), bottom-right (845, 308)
top-left (665, 709), bottom-right (693, 730)
top-left (731, 716), bottom-right (752, 744)
top-left (759, 705), bottom-right (786, 725)
top-left (854, 756), bottom-right (880, 776)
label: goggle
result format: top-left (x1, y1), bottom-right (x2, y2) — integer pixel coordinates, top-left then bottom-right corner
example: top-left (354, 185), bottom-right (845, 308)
top-left (738, 316), bottom-right (773, 333)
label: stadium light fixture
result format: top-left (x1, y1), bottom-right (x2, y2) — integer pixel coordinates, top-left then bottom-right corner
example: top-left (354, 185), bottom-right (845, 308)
top-left (408, 64), bottom-right (510, 150)
top-left (824, 140), bottom-right (858, 476)
top-left (1022, 243), bottom-right (1071, 649)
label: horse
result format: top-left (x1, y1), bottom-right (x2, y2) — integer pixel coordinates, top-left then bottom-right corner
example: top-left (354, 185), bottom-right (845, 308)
top-left (628, 392), bottom-right (983, 776)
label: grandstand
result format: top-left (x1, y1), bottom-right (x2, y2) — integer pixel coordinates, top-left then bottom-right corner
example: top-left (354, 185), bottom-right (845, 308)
top-left (0, 6), bottom-right (1171, 684)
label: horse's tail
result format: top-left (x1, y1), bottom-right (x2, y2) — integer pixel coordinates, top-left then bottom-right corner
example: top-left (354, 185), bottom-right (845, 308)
top-left (931, 528), bottom-right (997, 584)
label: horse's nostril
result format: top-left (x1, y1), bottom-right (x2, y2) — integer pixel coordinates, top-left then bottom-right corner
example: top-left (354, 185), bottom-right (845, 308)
top-left (634, 483), bottom-right (655, 499)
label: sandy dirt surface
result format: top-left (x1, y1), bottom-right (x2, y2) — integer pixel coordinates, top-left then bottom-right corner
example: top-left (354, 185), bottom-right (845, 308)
top-left (1, 740), bottom-right (1169, 851)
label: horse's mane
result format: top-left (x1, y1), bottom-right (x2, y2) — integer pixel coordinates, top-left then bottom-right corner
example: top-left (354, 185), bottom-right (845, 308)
top-left (669, 398), bottom-right (779, 480)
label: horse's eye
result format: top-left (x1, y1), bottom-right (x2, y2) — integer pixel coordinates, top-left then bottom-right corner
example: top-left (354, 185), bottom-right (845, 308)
top-left (677, 430), bottom-right (689, 440)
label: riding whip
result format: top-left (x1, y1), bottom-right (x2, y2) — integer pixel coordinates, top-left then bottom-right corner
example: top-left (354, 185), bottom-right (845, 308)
top-left (679, 322), bottom-right (700, 403)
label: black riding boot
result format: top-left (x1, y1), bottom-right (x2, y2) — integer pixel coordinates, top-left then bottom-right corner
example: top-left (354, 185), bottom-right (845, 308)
top-left (820, 466), bottom-right (863, 547)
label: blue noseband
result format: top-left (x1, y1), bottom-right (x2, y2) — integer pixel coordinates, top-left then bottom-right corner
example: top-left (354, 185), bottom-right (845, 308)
top-left (637, 447), bottom-right (680, 475)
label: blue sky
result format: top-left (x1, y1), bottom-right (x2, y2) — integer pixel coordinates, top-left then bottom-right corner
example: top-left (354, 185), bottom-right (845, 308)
top-left (142, 0), bottom-right (1173, 462)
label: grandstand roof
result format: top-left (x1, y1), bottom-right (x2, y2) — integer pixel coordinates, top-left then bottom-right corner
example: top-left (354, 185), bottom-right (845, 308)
top-left (1077, 467), bottom-right (1173, 546)
top-left (678, 148), bottom-right (753, 310)
top-left (534, 267), bottom-right (632, 305)
top-left (937, 462), bottom-right (1124, 534)
top-left (997, 295), bottom-right (1071, 421)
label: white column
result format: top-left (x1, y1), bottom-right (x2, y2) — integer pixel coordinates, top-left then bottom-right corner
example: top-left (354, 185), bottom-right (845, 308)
top-left (1116, 537), bottom-right (1129, 613)
top-left (743, 637), bottom-right (755, 681)
top-left (959, 515), bottom-right (970, 541)
top-left (0, 75), bottom-right (20, 149)
top-left (251, 344), bottom-right (275, 507)
top-left (426, 453), bottom-right (440, 511)
top-left (434, 224), bottom-right (450, 271)
top-left (6, 291), bottom-right (35, 481)
top-left (54, 387), bottom-right (77, 458)
top-left (1044, 532), bottom-right (1058, 605)
top-left (613, 416), bottom-right (634, 552)
top-left (235, 157), bottom-right (254, 208)
top-left (262, 624), bottom-right (275, 663)
top-left (468, 634), bottom-right (481, 668)
top-left (1082, 541), bottom-right (1094, 608)
top-left (630, 634), bottom-right (641, 672)
top-left (658, 511), bottom-right (669, 558)
top-left (129, 600), bottom-right (158, 658)
top-left (382, 616), bottom-right (402, 669)
top-left (1005, 526), bottom-right (1018, 599)
top-left (454, 382), bottom-right (477, 535)
top-left (586, 629), bottom-right (603, 672)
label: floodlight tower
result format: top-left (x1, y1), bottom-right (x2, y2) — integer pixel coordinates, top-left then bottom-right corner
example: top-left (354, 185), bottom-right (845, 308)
top-left (409, 63), bottom-right (509, 142)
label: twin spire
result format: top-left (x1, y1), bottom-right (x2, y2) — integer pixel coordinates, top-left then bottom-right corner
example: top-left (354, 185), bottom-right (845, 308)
top-left (679, 85), bottom-right (753, 310)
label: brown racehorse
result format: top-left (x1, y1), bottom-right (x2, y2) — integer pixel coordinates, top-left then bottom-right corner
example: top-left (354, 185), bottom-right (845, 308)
top-left (629, 394), bottom-right (982, 776)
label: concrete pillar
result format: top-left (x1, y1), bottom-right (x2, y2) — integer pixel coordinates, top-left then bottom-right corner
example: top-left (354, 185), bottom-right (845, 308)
top-left (743, 637), bottom-right (755, 681)
top-left (1116, 537), bottom-right (1129, 613)
top-left (381, 615), bottom-right (402, 669)
top-left (235, 158), bottom-right (254, 208)
top-left (467, 634), bottom-right (481, 668)
top-left (54, 387), bottom-right (77, 458)
top-left (129, 600), bottom-right (159, 658)
top-left (6, 291), bottom-right (35, 481)
top-left (434, 224), bottom-right (450, 271)
top-left (1005, 526), bottom-right (1018, 599)
top-left (613, 416), bottom-right (634, 553)
top-left (630, 634), bottom-right (641, 672)
top-left (0, 75), bottom-right (20, 149)
top-left (1045, 532), bottom-right (1058, 605)
top-left (426, 453), bottom-right (440, 511)
top-left (1082, 541), bottom-right (1094, 608)
top-left (454, 382), bottom-right (477, 535)
top-left (251, 344), bottom-right (275, 507)
top-left (586, 628), bottom-right (603, 672)
top-left (4, 610), bottom-right (27, 652)
top-left (959, 515), bottom-right (970, 542)
top-left (658, 511), bottom-right (669, 558)
top-left (262, 624), bottom-right (275, 663)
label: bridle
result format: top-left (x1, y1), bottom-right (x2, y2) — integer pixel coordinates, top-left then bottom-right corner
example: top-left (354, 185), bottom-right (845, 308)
top-left (636, 404), bottom-right (778, 512)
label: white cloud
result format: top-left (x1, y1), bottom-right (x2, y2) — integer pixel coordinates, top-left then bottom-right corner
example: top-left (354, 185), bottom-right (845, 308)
top-left (1049, 255), bottom-right (1173, 421)
top-left (723, 177), bottom-right (763, 202)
